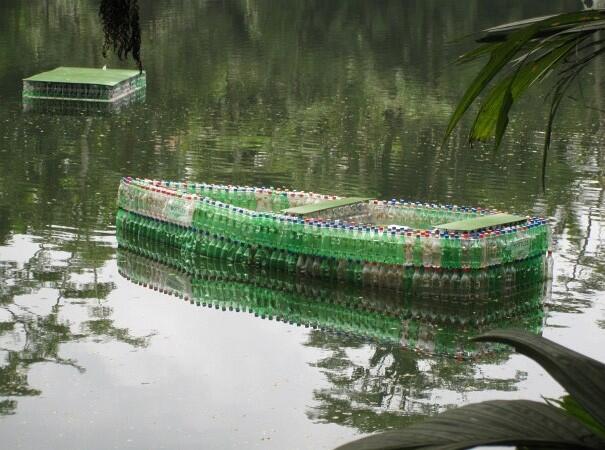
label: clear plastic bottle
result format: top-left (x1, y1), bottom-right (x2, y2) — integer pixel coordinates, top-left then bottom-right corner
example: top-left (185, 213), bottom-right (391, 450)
top-left (430, 268), bottom-right (441, 299)
top-left (460, 232), bottom-right (471, 269)
top-left (460, 269), bottom-right (471, 302)
top-left (404, 232), bottom-right (414, 266)
top-left (480, 233), bottom-right (489, 268)
top-left (304, 255), bottom-right (315, 275)
top-left (388, 265), bottom-right (402, 290)
top-left (449, 269), bottom-right (461, 300)
top-left (470, 233), bottom-right (482, 269)
top-left (311, 257), bottom-right (321, 277)
top-left (441, 233), bottom-right (450, 269)
top-left (413, 233), bottom-right (423, 267)
top-left (473, 268), bottom-right (488, 300)
top-left (422, 233), bottom-right (433, 268)
top-left (545, 250), bottom-right (554, 280)
top-left (431, 231), bottom-right (442, 268)
top-left (420, 268), bottom-right (432, 301)
top-left (412, 268), bottom-right (422, 298)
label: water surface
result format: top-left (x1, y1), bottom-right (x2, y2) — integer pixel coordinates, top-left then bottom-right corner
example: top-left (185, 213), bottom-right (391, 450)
top-left (1, 1), bottom-right (604, 449)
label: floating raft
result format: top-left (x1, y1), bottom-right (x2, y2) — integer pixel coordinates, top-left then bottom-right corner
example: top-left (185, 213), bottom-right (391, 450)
top-left (116, 178), bottom-right (551, 287)
top-left (23, 67), bottom-right (146, 104)
top-left (117, 238), bottom-right (546, 358)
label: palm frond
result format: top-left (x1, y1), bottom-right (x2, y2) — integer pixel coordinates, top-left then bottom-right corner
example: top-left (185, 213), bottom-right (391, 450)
top-left (443, 10), bottom-right (605, 184)
top-left (473, 330), bottom-right (605, 428)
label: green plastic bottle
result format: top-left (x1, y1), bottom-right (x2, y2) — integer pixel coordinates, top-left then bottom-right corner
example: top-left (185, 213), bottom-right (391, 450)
top-left (450, 234), bottom-right (461, 269)
top-left (286, 252), bottom-right (298, 272)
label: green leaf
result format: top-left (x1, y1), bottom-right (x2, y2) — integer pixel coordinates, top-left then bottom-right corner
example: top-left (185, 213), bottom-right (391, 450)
top-left (478, 14), bottom-right (558, 42)
top-left (456, 42), bottom-right (502, 64)
top-left (335, 400), bottom-right (605, 450)
top-left (541, 44), bottom-right (605, 186)
top-left (559, 18), bottom-right (605, 34)
top-left (472, 330), bottom-right (605, 429)
top-left (442, 22), bottom-right (543, 147)
top-left (468, 38), bottom-right (580, 143)
top-left (492, 82), bottom-right (513, 149)
top-left (547, 395), bottom-right (605, 439)
top-left (443, 10), bottom-right (605, 149)
top-left (477, 10), bottom-right (605, 42)
top-left (542, 71), bottom-right (572, 188)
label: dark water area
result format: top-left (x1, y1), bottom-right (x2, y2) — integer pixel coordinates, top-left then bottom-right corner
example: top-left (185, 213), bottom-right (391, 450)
top-left (0, 1), bottom-right (604, 448)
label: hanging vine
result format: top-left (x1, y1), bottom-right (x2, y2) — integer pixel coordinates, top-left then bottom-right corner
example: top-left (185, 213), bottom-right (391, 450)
top-left (99, 0), bottom-right (142, 72)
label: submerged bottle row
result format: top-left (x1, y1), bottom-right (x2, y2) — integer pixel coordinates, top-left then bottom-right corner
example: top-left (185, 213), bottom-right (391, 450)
top-left (116, 178), bottom-right (551, 278)
top-left (117, 239), bottom-right (546, 358)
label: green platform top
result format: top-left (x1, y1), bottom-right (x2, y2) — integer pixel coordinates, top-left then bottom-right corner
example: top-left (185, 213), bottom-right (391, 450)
top-left (283, 197), bottom-right (372, 217)
top-left (24, 67), bottom-right (143, 86)
top-left (436, 213), bottom-right (527, 232)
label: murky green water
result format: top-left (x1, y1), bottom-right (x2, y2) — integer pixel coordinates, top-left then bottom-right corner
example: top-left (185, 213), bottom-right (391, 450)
top-left (1, 1), bottom-right (604, 448)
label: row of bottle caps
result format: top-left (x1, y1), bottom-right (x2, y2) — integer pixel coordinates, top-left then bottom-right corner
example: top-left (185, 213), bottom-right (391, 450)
top-left (120, 177), bottom-right (547, 232)
top-left (122, 177), bottom-right (501, 215)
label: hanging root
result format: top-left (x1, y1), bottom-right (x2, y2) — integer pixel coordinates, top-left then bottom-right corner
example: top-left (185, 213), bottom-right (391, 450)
top-left (99, 0), bottom-right (142, 72)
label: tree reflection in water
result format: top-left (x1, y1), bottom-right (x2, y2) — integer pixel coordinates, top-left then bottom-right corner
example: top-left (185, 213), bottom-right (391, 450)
top-left (304, 332), bottom-right (528, 433)
top-left (0, 235), bottom-right (151, 416)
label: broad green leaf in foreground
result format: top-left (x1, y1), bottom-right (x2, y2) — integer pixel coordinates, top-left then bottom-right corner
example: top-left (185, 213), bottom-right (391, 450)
top-left (473, 330), bottom-right (605, 429)
top-left (335, 400), bottom-right (605, 450)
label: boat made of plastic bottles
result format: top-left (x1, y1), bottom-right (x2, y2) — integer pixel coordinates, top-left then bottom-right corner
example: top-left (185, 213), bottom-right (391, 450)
top-left (116, 177), bottom-right (552, 287)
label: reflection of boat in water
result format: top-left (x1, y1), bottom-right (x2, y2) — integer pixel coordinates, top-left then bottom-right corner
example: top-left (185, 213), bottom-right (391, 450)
top-left (22, 90), bottom-right (145, 114)
top-left (117, 228), bottom-right (548, 357)
top-left (116, 178), bottom-right (551, 291)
